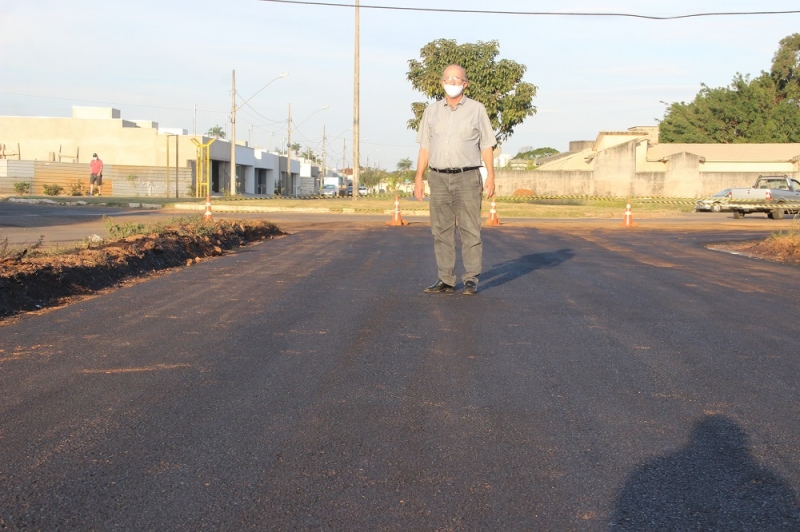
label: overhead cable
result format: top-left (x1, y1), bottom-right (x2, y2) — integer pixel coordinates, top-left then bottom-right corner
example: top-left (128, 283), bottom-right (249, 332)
top-left (257, 0), bottom-right (800, 20)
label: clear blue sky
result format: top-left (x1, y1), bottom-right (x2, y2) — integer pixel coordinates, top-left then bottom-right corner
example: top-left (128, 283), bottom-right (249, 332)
top-left (1, 1), bottom-right (799, 170)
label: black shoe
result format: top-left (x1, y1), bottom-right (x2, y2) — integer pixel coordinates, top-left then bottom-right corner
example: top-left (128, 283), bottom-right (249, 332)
top-left (424, 280), bottom-right (454, 293)
top-left (463, 281), bottom-right (478, 295)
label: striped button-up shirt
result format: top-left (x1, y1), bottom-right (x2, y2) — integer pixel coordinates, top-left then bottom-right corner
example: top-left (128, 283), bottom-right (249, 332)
top-left (416, 96), bottom-right (496, 169)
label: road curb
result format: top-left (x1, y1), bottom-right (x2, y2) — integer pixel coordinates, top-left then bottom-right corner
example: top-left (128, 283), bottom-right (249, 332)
top-left (172, 203), bottom-right (431, 217)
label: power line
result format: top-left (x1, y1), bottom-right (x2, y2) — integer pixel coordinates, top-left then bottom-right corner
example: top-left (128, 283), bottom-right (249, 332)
top-left (257, 0), bottom-right (800, 20)
top-left (234, 91), bottom-right (285, 124)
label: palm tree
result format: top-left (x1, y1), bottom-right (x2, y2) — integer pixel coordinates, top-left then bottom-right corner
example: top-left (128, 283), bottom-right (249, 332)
top-left (291, 143), bottom-right (301, 156)
top-left (396, 157), bottom-right (413, 172)
top-left (207, 125), bottom-right (226, 139)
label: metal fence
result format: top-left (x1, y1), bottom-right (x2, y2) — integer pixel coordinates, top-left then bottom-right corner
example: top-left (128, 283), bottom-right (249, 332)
top-left (0, 161), bottom-right (193, 197)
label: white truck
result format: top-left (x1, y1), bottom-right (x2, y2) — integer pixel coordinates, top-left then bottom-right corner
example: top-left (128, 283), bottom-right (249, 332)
top-left (728, 175), bottom-right (800, 219)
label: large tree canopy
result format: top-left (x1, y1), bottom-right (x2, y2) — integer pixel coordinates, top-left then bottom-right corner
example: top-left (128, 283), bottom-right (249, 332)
top-left (660, 33), bottom-right (800, 143)
top-left (406, 39), bottom-right (537, 143)
top-left (771, 33), bottom-right (800, 104)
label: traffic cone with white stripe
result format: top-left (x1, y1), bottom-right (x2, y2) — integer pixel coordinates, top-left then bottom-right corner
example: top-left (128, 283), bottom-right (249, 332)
top-left (386, 194), bottom-right (408, 226)
top-left (486, 198), bottom-right (500, 226)
top-left (203, 194), bottom-right (213, 221)
top-left (620, 200), bottom-right (637, 227)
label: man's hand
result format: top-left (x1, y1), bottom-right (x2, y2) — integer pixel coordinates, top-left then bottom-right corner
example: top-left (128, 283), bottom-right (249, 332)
top-left (414, 148), bottom-right (429, 202)
top-left (483, 176), bottom-right (495, 198)
top-left (414, 179), bottom-right (425, 202)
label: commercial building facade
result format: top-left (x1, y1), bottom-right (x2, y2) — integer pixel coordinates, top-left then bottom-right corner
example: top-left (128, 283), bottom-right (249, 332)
top-left (0, 107), bottom-right (336, 197)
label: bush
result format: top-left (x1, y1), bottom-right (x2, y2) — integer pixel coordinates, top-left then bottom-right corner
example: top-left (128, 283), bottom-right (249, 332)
top-left (42, 184), bottom-right (64, 196)
top-left (104, 218), bottom-right (147, 239)
top-left (69, 180), bottom-right (87, 196)
top-left (13, 182), bottom-right (32, 195)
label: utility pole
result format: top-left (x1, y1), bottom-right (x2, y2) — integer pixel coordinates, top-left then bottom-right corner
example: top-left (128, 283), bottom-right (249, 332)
top-left (230, 69), bottom-right (237, 196)
top-left (321, 125), bottom-right (326, 193)
top-left (352, 0), bottom-right (360, 200)
top-left (286, 103), bottom-right (292, 196)
top-left (193, 104), bottom-right (197, 135)
top-left (342, 138), bottom-right (346, 172)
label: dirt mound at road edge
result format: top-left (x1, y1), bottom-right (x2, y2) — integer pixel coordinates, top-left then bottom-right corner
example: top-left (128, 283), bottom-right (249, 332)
top-left (0, 220), bottom-right (284, 320)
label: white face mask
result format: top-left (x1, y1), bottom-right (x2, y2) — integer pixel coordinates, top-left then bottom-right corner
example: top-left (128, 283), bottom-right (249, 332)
top-left (443, 83), bottom-right (464, 98)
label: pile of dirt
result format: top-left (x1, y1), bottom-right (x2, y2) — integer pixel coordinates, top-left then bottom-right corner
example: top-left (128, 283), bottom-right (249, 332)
top-left (712, 233), bottom-right (800, 266)
top-left (0, 220), bottom-right (284, 320)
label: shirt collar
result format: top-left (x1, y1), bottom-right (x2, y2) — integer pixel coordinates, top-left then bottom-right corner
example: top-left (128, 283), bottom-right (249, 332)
top-left (441, 95), bottom-right (468, 107)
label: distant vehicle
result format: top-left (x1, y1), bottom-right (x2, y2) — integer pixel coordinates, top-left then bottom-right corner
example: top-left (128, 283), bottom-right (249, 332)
top-left (321, 184), bottom-right (338, 197)
top-left (346, 184), bottom-right (369, 196)
top-left (324, 176), bottom-right (343, 188)
top-left (694, 189), bottom-right (732, 213)
top-left (728, 175), bottom-right (800, 219)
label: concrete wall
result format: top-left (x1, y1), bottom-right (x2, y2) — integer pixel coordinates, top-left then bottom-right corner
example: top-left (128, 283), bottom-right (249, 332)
top-left (593, 140), bottom-right (637, 196)
top-left (662, 152), bottom-right (705, 198)
top-left (497, 167), bottom-right (800, 198)
top-left (0, 115), bottom-right (162, 165)
top-left (500, 134), bottom-right (800, 198)
top-left (495, 169), bottom-right (594, 196)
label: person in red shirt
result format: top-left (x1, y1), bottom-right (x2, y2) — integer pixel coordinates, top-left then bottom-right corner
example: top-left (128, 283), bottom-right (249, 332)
top-left (89, 153), bottom-right (104, 196)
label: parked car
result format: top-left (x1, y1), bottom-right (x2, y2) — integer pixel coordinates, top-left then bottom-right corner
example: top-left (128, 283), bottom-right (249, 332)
top-left (321, 184), bottom-right (338, 197)
top-left (694, 189), bottom-right (732, 213)
top-left (346, 184), bottom-right (369, 196)
top-left (728, 175), bottom-right (800, 219)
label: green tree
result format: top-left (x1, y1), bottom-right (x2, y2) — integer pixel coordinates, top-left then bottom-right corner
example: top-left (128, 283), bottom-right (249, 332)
top-left (206, 125), bottom-right (225, 139)
top-left (360, 167), bottom-right (387, 189)
top-left (771, 33), bottom-right (800, 104)
top-left (514, 147), bottom-right (559, 161)
top-left (396, 157), bottom-right (413, 172)
top-left (660, 34), bottom-right (800, 143)
top-left (291, 142), bottom-right (301, 156)
top-left (406, 39), bottom-right (537, 143)
top-left (659, 73), bottom-right (800, 143)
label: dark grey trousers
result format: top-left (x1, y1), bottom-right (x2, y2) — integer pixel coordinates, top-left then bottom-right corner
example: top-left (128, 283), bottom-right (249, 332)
top-left (428, 169), bottom-right (484, 286)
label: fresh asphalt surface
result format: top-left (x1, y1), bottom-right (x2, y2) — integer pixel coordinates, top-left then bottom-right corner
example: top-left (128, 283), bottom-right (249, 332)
top-left (1, 204), bottom-right (800, 529)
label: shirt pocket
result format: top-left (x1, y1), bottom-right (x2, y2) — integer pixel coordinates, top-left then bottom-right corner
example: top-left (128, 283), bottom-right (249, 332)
top-left (431, 116), bottom-right (449, 138)
top-left (458, 122), bottom-right (478, 142)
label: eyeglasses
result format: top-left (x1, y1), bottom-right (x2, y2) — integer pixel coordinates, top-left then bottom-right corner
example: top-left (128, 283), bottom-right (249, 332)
top-left (442, 76), bottom-right (465, 84)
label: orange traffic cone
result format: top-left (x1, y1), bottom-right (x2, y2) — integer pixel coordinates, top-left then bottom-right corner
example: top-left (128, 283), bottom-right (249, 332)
top-left (203, 194), bottom-right (213, 221)
top-left (486, 198), bottom-right (500, 226)
top-left (620, 200), bottom-right (636, 227)
top-left (386, 194), bottom-right (408, 226)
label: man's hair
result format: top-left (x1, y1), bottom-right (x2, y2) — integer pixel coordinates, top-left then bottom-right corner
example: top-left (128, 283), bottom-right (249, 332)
top-left (442, 64), bottom-right (467, 81)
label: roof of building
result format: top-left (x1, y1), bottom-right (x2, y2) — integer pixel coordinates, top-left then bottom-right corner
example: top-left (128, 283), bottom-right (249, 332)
top-left (648, 143), bottom-right (800, 163)
top-left (535, 149), bottom-right (595, 171)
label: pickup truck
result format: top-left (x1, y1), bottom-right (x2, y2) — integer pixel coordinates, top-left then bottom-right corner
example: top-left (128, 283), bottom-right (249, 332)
top-left (728, 175), bottom-right (800, 219)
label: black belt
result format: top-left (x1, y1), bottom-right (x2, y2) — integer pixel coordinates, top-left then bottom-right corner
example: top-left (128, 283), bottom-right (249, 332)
top-left (429, 166), bottom-right (481, 174)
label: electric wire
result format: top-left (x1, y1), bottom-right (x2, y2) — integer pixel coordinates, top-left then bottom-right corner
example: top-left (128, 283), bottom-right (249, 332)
top-left (257, 0), bottom-right (800, 20)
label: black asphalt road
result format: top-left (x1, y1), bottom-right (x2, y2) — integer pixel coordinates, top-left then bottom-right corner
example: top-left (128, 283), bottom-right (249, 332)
top-left (1, 220), bottom-right (799, 530)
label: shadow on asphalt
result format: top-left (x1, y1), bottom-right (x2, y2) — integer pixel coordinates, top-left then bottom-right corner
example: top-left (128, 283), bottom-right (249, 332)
top-left (480, 248), bottom-right (575, 290)
top-left (609, 415), bottom-right (800, 530)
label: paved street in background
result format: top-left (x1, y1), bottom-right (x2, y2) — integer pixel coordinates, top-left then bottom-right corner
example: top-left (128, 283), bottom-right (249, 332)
top-left (1, 211), bottom-right (799, 529)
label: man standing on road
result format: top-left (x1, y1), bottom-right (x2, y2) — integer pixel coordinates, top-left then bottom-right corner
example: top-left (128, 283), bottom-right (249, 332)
top-left (89, 152), bottom-right (104, 196)
top-left (414, 64), bottom-right (496, 295)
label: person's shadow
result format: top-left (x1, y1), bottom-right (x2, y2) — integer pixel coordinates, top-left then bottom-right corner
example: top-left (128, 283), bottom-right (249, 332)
top-left (610, 415), bottom-right (800, 531)
top-left (479, 249), bottom-right (574, 290)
